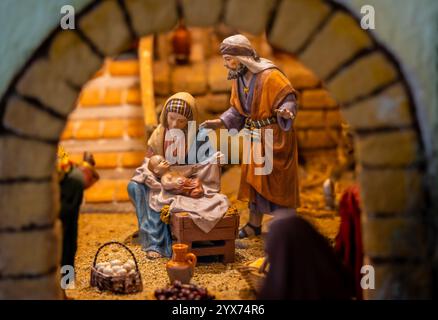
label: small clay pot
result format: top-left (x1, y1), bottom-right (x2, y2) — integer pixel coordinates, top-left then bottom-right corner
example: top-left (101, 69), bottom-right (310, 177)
top-left (172, 22), bottom-right (191, 65)
top-left (166, 244), bottom-right (197, 284)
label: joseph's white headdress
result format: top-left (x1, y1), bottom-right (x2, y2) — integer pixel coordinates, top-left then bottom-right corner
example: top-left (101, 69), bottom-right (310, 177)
top-left (219, 34), bottom-right (277, 74)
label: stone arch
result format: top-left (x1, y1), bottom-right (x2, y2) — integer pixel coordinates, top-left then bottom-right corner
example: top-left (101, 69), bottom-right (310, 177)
top-left (0, 0), bottom-right (431, 299)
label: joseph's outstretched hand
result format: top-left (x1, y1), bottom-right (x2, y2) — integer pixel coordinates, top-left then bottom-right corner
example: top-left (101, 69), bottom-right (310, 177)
top-left (199, 119), bottom-right (224, 130)
top-left (274, 108), bottom-right (295, 120)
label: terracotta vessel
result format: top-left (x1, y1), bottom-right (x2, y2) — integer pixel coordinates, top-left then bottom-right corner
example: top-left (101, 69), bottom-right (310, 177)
top-left (166, 243), bottom-right (197, 284)
top-left (172, 21), bottom-right (191, 65)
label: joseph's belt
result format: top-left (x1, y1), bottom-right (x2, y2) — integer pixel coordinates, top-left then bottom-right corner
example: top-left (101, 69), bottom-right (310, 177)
top-left (244, 116), bottom-right (277, 129)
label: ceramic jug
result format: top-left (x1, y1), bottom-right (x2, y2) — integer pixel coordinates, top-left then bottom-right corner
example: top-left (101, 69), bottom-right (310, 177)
top-left (172, 21), bottom-right (191, 65)
top-left (166, 243), bottom-right (197, 284)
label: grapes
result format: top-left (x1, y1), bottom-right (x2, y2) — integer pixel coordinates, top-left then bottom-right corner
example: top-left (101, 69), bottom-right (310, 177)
top-left (154, 281), bottom-right (215, 300)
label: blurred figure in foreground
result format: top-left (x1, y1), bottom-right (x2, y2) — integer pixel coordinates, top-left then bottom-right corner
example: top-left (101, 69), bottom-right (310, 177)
top-left (57, 148), bottom-right (99, 269)
top-left (258, 215), bottom-right (353, 300)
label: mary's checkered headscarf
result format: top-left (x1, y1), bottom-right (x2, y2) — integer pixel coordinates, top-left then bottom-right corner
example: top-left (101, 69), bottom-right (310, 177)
top-left (165, 98), bottom-right (193, 120)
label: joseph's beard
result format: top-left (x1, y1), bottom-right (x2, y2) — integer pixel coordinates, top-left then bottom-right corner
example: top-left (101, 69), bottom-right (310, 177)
top-left (227, 64), bottom-right (248, 80)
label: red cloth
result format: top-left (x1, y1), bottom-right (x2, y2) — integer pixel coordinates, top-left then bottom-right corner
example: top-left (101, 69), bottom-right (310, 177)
top-left (335, 184), bottom-right (363, 300)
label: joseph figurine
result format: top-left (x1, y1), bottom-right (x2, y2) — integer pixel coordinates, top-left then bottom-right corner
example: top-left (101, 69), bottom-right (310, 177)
top-left (200, 34), bottom-right (300, 238)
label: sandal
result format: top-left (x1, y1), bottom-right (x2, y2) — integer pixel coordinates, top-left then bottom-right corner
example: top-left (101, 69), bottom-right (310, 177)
top-left (146, 250), bottom-right (162, 260)
top-left (238, 223), bottom-right (262, 239)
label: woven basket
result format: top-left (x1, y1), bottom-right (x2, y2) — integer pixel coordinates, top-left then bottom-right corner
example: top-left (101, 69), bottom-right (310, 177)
top-left (237, 264), bottom-right (266, 294)
top-left (90, 241), bottom-right (143, 294)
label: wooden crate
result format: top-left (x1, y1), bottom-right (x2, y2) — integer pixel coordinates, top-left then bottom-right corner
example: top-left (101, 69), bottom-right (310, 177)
top-left (170, 212), bottom-right (240, 263)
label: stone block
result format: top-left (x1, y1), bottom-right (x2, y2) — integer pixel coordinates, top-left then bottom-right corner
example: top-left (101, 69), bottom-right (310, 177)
top-left (182, 0), bottom-right (223, 27)
top-left (355, 130), bottom-right (420, 167)
top-left (224, 0), bottom-right (275, 35)
top-left (269, 0), bottom-right (331, 53)
top-left (79, 0), bottom-right (133, 56)
top-left (0, 273), bottom-right (62, 300)
top-left (357, 167), bottom-right (424, 214)
top-left (300, 12), bottom-right (373, 79)
top-left (300, 89), bottom-right (338, 109)
top-left (297, 128), bottom-right (340, 149)
top-left (0, 181), bottom-right (57, 229)
top-left (295, 110), bottom-right (342, 128)
top-left (340, 83), bottom-right (413, 129)
top-left (16, 58), bottom-right (79, 117)
top-left (363, 261), bottom-right (432, 299)
top-left (125, 0), bottom-right (178, 36)
top-left (4, 97), bottom-right (66, 141)
top-left (362, 216), bottom-right (427, 259)
top-left (0, 136), bottom-right (57, 180)
top-left (327, 52), bottom-right (398, 105)
top-left (171, 62), bottom-right (208, 95)
top-left (273, 54), bottom-right (320, 89)
top-left (49, 30), bottom-right (102, 88)
top-left (0, 221), bottom-right (62, 276)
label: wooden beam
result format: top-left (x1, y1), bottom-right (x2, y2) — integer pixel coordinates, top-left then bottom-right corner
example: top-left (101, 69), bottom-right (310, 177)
top-left (138, 36), bottom-right (157, 142)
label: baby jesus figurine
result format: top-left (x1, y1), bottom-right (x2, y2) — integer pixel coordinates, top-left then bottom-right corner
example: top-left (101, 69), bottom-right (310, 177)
top-left (147, 155), bottom-right (204, 198)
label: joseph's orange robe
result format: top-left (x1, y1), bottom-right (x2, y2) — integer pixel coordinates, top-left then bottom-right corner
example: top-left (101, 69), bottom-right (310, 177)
top-left (230, 68), bottom-right (300, 208)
